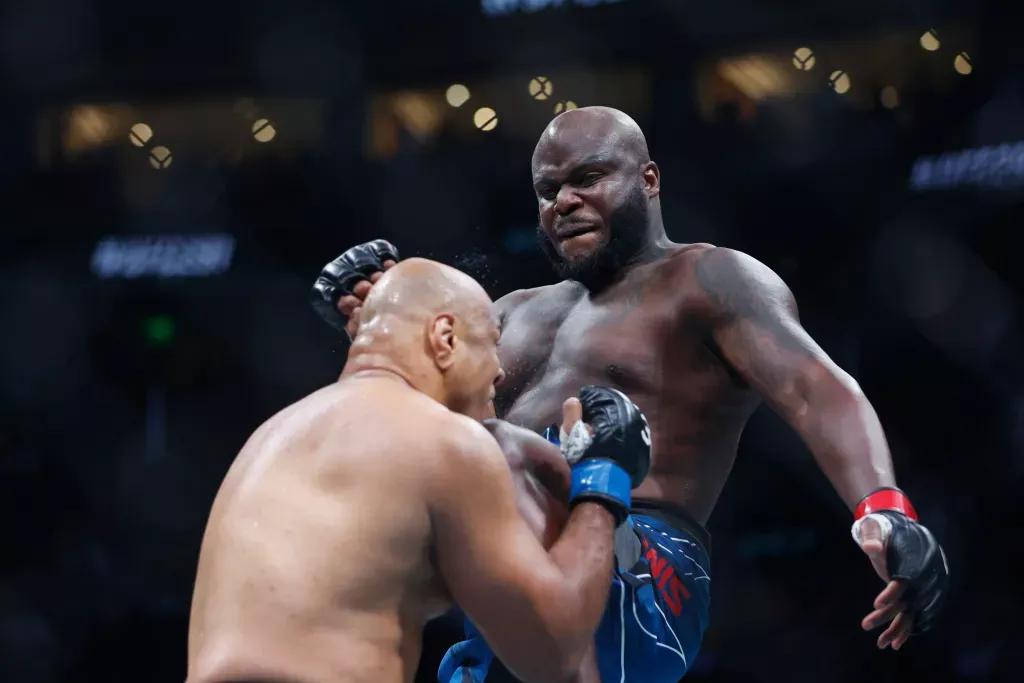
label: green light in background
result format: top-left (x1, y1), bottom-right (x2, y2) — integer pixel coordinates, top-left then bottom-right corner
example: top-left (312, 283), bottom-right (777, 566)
top-left (144, 315), bottom-right (176, 346)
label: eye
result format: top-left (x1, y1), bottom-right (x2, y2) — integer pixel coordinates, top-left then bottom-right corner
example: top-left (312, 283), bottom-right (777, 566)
top-left (582, 171), bottom-right (603, 185)
top-left (537, 186), bottom-right (557, 201)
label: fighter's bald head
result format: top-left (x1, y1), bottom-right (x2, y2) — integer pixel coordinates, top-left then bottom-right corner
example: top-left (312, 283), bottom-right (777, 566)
top-left (532, 106), bottom-right (650, 171)
top-left (350, 258), bottom-right (502, 418)
top-left (359, 258), bottom-right (494, 332)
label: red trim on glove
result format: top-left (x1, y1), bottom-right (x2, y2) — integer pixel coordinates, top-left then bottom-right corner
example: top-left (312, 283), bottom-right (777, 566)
top-left (854, 487), bottom-right (918, 522)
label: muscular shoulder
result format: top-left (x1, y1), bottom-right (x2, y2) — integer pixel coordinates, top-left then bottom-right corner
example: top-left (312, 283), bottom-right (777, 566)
top-left (667, 245), bottom-right (798, 321)
top-left (432, 413), bottom-right (507, 474)
top-left (494, 281), bottom-right (581, 320)
top-left (441, 412), bottom-right (499, 449)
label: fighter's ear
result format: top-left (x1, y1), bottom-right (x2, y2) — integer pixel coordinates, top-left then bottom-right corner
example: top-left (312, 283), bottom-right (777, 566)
top-left (641, 161), bottom-right (660, 198)
top-left (429, 313), bottom-right (457, 370)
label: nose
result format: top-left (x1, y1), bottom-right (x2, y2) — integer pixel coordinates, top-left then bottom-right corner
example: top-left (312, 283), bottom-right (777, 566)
top-left (554, 185), bottom-right (583, 216)
top-left (494, 367), bottom-right (507, 386)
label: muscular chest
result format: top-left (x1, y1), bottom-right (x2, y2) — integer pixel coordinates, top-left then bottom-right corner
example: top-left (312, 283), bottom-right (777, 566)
top-left (497, 284), bottom-right (675, 430)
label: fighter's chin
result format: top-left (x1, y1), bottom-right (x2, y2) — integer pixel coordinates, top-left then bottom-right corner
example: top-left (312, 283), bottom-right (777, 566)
top-left (465, 397), bottom-right (496, 423)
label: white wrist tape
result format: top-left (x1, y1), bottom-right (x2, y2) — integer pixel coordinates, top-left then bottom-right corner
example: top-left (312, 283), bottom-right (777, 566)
top-left (559, 420), bottom-right (593, 465)
top-left (851, 512), bottom-right (894, 548)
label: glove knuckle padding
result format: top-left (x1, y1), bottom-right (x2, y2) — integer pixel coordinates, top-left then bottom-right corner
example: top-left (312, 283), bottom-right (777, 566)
top-left (310, 240), bottom-right (400, 335)
top-left (878, 510), bottom-right (949, 634)
top-left (578, 385), bottom-right (652, 486)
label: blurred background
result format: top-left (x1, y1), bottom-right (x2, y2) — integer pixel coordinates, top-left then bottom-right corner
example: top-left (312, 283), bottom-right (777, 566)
top-left (1, 0), bottom-right (1022, 681)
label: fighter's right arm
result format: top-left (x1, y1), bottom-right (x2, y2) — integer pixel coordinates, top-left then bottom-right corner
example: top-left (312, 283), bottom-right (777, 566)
top-left (430, 420), bottom-right (617, 683)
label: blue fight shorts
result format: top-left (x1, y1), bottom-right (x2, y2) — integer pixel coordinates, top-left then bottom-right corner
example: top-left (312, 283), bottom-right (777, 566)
top-left (438, 430), bottom-right (712, 683)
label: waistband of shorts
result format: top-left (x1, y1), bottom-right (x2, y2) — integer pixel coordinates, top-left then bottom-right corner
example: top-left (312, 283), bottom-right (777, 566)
top-left (630, 498), bottom-right (712, 557)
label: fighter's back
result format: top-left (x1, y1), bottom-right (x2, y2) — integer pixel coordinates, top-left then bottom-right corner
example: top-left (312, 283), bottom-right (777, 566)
top-left (188, 375), bottom-right (452, 683)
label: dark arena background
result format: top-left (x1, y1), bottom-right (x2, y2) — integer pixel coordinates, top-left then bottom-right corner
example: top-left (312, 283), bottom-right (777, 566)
top-left (1, 0), bottom-right (1022, 681)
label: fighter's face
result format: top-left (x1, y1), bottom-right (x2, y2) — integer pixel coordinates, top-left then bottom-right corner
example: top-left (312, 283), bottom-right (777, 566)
top-left (533, 144), bottom-right (650, 289)
top-left (447, 311), bottom-right (505, 422)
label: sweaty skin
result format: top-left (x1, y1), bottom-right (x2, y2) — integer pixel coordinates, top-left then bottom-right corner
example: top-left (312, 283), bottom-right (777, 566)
top-left (188, 259), bottom-right (620, 683)
top-left (336, 107), bottom-right (913, 656)
top-left (506, 106), bottom-right (894, 522)
top-left (500, 107), bottom-right (908, 650)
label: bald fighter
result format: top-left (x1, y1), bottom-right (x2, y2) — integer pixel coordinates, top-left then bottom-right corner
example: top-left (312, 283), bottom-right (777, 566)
top-left (313, 108), bottom-right (949, 683)
top-left (188, 258), bottom-right (654, 683)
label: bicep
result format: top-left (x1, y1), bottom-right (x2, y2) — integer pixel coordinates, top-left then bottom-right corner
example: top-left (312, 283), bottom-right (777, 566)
top-left (485, 420), bottom-right (571, 504)
top-left (695, 248), bottom-right (854, 409)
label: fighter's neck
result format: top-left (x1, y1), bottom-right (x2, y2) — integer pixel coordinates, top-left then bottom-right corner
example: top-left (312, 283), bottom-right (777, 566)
top-left (630, 234), bottom-right (677, 266)
top-left (341, 352), bottom-right (416, 389)
top-left (625, 211), bottom-right (674, 264)
top-left (577, 235), bottom-right (676, 294)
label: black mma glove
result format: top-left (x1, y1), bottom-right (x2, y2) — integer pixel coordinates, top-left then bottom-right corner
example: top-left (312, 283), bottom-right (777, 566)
top-left (561, 386), bottom-right (652, 524)
top-left (852, 487), bottom-right (949, 635)
top-left (310, 239), bottom-right (400, 338)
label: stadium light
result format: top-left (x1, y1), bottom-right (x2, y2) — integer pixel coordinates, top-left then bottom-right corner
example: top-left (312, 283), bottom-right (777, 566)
top-left (446, 84), bottom-right (471, 107)
top-left (829, 70), bottom-right (851, 94)
top-left (130, 123), bottom-right (153, 147)
top-left (529, 76), bottom-right (554, 101)
top-left (149, 146), bottom-right (173, 169)
top-left (880, 86), bottom-right (899, 109)
top-left (792, 47), bottom-right (815, 71)
top-left (954, 52), bottom-right (972, 75)
top-left (252, 118), bottom-right (277, 142)
top-left (473, 107), bottom-right (498, 131)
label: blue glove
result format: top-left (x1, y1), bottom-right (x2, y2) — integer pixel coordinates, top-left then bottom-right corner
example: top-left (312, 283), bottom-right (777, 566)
top-left (564, 386), bottom-right (652, 524)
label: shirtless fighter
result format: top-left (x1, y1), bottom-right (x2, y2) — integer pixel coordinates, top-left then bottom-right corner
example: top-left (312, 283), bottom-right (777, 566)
top-left (188, 258), bottom-right (655, 683)
top-left (311, 107), bottom-right (950, 683)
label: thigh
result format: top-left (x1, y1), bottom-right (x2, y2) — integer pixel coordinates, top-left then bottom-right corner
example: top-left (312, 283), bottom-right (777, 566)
top-left (593, 521), bottom-right (712, 682)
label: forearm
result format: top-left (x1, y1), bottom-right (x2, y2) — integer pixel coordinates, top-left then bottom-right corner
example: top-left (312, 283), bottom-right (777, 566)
top-left (792, 380), bottom-right (896, 511)
top-left (534, 502), bottom-right (617, 674)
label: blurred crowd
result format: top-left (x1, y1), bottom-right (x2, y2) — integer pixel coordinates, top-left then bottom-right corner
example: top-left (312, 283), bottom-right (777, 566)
top-left (1, 0), bottom-right (1021, 681)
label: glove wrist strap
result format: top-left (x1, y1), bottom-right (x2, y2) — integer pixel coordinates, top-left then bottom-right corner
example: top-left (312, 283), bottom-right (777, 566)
top-left (854, 487), bottom-right (918, 522)
top-left (570, 460), bottom-right (631, 516)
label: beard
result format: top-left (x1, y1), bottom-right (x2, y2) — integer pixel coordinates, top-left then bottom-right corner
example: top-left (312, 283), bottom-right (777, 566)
top-left (537, 183), bottom-right (650, 291)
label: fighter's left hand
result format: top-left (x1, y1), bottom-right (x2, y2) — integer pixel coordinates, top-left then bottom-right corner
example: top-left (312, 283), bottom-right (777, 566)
top-left (853, 489), bottom-right (949, 650)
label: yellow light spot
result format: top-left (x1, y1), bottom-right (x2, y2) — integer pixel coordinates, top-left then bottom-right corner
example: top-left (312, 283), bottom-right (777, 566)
top-left (880, 86), bottom-right (899, 109)
top-left (473, 107), bottom-right (498, 131)
top-left (792, 47), bottom-right (816, 71)
top-left (446, 84), bottom-right (471, 108)
top-left (528, 77), bottom-right (554, 101)
top-left (954, 52), bottom-right (972, 75)
top-left (129, 122), bottom-right (153, 147)
top-left (829, 70), bottom-right (851, 94)
top-left (149, 145), bottom-right (173, 169)
top-left (252, 118), bottom-right (276, 143)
